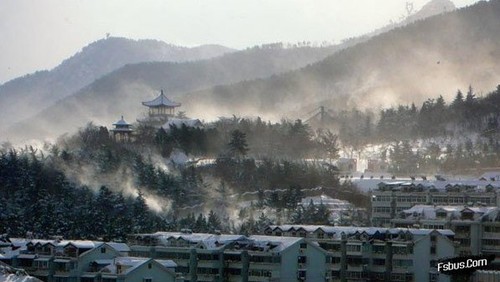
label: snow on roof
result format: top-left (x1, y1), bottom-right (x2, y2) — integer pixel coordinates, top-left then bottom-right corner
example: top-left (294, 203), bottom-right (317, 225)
top-left (142, 90), bottom-right (181, 108)
top-left (156, 259), bottom-right (177, 269)
top-left (300, 195), bottom-right (352, 210)
top-left (28, 240), bottom-right (52, 246)
top-left (66, 240), bottom-right (96, 249)
top-left (0, 248), bottom-right (21, 260)
top-left (152, 232), bottom-right (246, 249)
top-left (354, 174), bottom-right (500, 193)
top-left (269, 225), bottom-right (455, 237)
top-left (102, 257), bottom-right (175, 276)
top-left (8, 239), bottom-right (29, 248)
top-left (479, 171), bottom-right (500, 181)
top-left (104, 242), bottom-right (130, 253)
top-left (248, 235), bottom-right (302, 252)
top-left (401, 205), bottom-right (498, 220)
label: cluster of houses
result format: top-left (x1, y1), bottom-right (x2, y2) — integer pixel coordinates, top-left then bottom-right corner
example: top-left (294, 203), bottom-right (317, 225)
top-left (0, 238), bottom-right (177, 282)
top-left (0, 223), bottom-right (493, 282)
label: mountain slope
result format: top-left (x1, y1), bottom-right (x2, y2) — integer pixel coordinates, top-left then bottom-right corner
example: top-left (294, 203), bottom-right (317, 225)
top-left (7, 44), bottom-right (341, 141)
top-left (0, 37), bottom-right (234, 131)
top-left (179, 0), bottom-right (500, 120)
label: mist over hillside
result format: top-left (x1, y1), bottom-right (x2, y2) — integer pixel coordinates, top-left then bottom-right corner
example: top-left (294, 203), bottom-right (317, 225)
top-left (5, 44), bottom-right (342, 141)
top-left (0, 37), bottom-right (234, 132)
top-left (181, 0), bottom-right (500, 120)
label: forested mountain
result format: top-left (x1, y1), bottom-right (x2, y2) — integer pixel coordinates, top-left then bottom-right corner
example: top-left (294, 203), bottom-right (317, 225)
top-left (180, 0), bottom-right (500, 121)
top-left (0, 117), bottom-right (367, 239)
top-left (7, 44), bottom-right (341, 141)
top-left (0, 37), bottom-right (234, 132)
top-left (2, 0), bottom-right (462, 142)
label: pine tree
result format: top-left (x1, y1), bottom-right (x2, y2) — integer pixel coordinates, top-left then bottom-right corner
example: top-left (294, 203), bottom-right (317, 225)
top-left (207, 210), bottom-right (222, 232)
top-left (228, 129), bottom-right (249, 157)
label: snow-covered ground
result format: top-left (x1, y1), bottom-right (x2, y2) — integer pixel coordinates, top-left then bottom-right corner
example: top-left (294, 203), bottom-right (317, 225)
top-left (0, 263), bottom-right (40, 282)
top-left (0, 274), bottom-right (40, 282)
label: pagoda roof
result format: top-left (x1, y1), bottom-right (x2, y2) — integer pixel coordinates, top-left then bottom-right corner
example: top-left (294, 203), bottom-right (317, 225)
top-left (113, 116), bottom-right (131, 126)
top-left (142, 90), bottom-right (181, 108)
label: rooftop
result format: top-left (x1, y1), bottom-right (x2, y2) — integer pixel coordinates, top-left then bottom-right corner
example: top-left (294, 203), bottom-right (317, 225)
top-left (267, 224), bottom-right (455, 238)
top-left (142, 90), bottom-right (181, 108)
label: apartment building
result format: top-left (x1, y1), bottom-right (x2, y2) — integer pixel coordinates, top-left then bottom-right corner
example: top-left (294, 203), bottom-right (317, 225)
top-left (127, 231), bottom-right (328, 282)
top-left (392, 205), bottom-right (499, 256)
top-left (264, 225), bottom-right (456, 282)
top-left (371, 181), bottom-right (500, 226)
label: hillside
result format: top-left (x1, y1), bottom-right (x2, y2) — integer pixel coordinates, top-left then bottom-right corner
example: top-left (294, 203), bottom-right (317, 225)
top-left (179, 0), bottom-right (500, 120)
top-left (0, 37), bottom-right (234, 132)
top-left (6, 44), bottom-right (341, 141)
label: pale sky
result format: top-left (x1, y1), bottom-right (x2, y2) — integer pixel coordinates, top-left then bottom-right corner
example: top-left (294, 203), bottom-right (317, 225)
top-left (0, 0), bottom-right (481, 84)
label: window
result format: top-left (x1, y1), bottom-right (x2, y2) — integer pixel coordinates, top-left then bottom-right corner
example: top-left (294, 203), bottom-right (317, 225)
top-left (372, 245), bottom-right (385, 254)
top-left (331, 257), bottom-right (341, 264)
top-left (300, 243), bottom-right (307, 249)
top-left (101, 248), bottom-right (106, 253)
top-left (346, 244), bottom-right (361, 252)
top-left (297, 270), bottom-right (306, 279)
top-left (373, 259), bottom-right (385, 266)
top-left (143, 279), bottom-right (152, 282)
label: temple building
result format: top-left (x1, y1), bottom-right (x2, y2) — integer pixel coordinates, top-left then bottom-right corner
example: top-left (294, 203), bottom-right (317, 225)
top-left (110, 116), bottom-right (133, 142)
top-left (140, 90), bottom-right (181, 127)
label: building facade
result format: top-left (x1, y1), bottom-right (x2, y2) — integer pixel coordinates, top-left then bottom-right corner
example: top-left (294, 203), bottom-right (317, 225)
top-left (127, 231), bottom-right (328, 282)
top-left (371, 181), bottom-right (500, 227)
top-left (264, 225), bottom-right (456, 282)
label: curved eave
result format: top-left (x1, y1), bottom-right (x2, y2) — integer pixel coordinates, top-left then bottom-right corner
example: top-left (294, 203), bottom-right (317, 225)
top-left (141, 102), bottom-right (181, 108)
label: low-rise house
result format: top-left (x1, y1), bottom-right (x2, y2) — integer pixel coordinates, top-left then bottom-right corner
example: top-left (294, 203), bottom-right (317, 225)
top-left (1, 239), bottom-right (134, 282)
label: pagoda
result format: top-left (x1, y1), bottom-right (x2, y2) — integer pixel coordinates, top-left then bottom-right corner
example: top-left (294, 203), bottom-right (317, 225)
top-left (140, 90), bottom-right (181, 127)
top-left (110, 116), bottom-right (133, 142)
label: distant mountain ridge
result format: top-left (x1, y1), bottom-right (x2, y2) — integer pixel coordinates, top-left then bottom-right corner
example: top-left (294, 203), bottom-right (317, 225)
top-left (177, 0), bottom-right (500, 121)
top-left (0, 37), bottom-right (234, 131)
top-left (7, 43), bottom-right (342, 141)
top-left (2, 0), bottom-right (483, 142)
top-left (407, 0), bottom-right (456, 21)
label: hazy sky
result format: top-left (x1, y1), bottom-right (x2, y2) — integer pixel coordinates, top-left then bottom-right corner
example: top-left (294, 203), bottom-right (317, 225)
top-left (0, 0), bottom-right (481, 84)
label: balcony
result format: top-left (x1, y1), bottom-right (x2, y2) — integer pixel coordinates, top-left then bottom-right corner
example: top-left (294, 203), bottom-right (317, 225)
top-left (197, 260), bottom-right (222, 268)
top-left (247, 263), bottom-right (276, 270)
top-left (482, 232), bottom-right (500, 239)
top-left (347, 264), bottom-right (363, 272)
